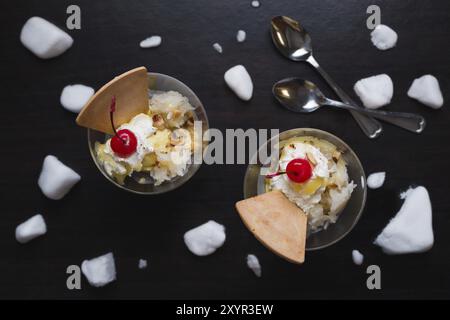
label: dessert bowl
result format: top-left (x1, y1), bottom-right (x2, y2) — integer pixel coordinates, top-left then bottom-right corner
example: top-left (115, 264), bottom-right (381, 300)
top-left (243, 128), bottom-right (366, 250)
top-left (87, 72), bottom-right (209, 194)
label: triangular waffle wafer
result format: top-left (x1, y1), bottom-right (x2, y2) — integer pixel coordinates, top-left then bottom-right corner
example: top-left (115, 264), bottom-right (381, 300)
top-left (236, 190), bottom-right (307, 264)
top-left (76, 67), bottom-right (149, 134)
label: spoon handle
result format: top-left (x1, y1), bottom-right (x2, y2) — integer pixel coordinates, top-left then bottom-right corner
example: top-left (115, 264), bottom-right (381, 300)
top-left (325, 99), bottom-right (426, 133)
top-left (306, 55), bottom-right (383, 139)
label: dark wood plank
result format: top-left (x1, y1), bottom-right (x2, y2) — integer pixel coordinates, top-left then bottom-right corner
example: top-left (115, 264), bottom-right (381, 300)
top-left (0, 0), bottom-right (449, 299)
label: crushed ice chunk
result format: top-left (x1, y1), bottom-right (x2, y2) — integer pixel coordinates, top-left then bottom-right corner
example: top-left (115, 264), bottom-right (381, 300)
top-left (224, 65), bottom-right (253, 101)
top-left (370, 24), bottom-right (398, 50)
top-left (236, 30), bottom-right (246, 43)
top-left (15, 214), bottom-right (47, 244)
top-left (407, 75), bottom-right (444, 109)
top-left (60, 84), bottom-right (94, 113)
top-left (352, 250), bottom-right (364, 265)
top-left (138, 259), bottom-right (148, 269)
top-left (246, 254), bottom-right (262, 277)
top-left (400, 186), bottom-right (414, 200)
top-left (139, 36), bottom-right (162, 48)
top-left (20, 17), bottom-right (73, 59)
top-left (81, 252), bottom-right (116, 287)
top-left (374, 186), bottom-right (433, 254)
top-left (251, 0), bottom-right (260, 8)
top-left (184, 220), bottom-right (226, 256)
top-left (212, 43), bottom-right (223, 54)
top-left (38, 155), bottom-right (81, 200)
top-left (367, 172), bottom-right (386, 189)
top-left (354, 74), bottom-right (393, 109)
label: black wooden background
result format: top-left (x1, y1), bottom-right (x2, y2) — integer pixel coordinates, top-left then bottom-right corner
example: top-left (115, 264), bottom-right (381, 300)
top-left (0, 0), bottom-right (449, 299)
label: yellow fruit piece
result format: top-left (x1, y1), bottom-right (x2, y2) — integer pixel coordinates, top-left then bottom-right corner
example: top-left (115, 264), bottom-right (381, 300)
top-left (142, 153), bottom-right (157, 170)
top-left (148, 129), bottom-right (170, 151)
top-left (112, 172), bottom-right (127, 185)
top-left (290, 178), bottom-right (325, 195)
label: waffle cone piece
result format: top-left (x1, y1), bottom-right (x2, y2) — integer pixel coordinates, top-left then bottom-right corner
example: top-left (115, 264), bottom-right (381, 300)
top-left (236, 190), bottom-right (307, 264)
top-left (76, 67), bottom-right (149, 134)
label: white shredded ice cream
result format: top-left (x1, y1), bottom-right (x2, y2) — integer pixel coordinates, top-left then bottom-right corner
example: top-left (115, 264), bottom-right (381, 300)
top-left (96, 90), bottom-right (195, 186)
top-left (268, 139), bottom-right (355, 232)
top-left (149, 91), bottom-right (194, 127)
top-left (102, 114), bottom-right (155, 175)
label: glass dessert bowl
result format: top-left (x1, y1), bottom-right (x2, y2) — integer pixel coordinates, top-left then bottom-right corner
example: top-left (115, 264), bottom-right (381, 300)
top-left (87, 72), bottom-right (209, 194)
top-left (243, 128), bottom-right (366, 250)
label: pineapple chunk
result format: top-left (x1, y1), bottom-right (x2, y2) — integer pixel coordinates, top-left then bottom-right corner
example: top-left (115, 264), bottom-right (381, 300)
top-left (112, 172), bottom-right (128, 185)
top-left (142, 153), bottom-right (157, 170)
top-left (290, 177), bottom-right (325, 195)
top-left (302, 178), bottom-right (325, 195)
top-left (329, 158), bottom-right (348, 188)
top-left (148, 129), bottom-right (170, 151)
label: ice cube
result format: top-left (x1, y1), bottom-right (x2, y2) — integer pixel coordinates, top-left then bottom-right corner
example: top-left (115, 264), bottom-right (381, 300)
top-left (224, 65), bottom-right (253, 101)
top-left (246, 254), bottom-right (262, 277)
top-left (38, 155), bottom-right (81, 200)
top-left (212, 43), bottom-right (223, 54)
top-left (400, 186), bottom-right (414, 200)
top-left (374, 186), bottom-right (433, 254)
top-left (236, 30), bottom-right (246, 43)
top-left (60, 84), bottom-right (94, 113)
top-left (184, 220), bottom-right (226, 256)
top-left (370, 24), bottom-right (398, 50)
top-left (407, 75), bottom-right (444, 109)
top-left (138, 259), bottom-right (148, 269)
top-left (352, 250), bottom-right (364, 265)
top-left (367, 172), bottom-right (386, 189)
top-left (15, 214), bottom-right (47, 244)
top-left (354, 74), bottom-right (393, 109)
top-left (20, 17), bottom-right (73, 59)
top-left (139, 36), bottom-right (162, 48)
top-left (81, 252), bottom-right (116, 287)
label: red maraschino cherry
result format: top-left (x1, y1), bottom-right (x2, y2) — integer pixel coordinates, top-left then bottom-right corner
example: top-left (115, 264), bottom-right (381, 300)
top-left (266, 158), bottom-right (312, 183)
top-left (109, 96), bottom-right (137, 158)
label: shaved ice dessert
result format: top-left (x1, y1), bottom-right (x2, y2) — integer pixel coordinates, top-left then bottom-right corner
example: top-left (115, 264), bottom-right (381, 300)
top-left (95, 91), bottom-right (196, 185)
top-left (266, 136), bottom-right (355, 232)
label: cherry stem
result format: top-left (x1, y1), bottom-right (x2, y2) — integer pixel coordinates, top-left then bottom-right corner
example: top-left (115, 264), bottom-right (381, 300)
top-left (109, 96), bottom-right (126, 144)
top-left (265, 170), bottom-right (298, 179)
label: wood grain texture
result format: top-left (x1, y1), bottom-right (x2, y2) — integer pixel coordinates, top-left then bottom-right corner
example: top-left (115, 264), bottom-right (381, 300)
top-left (0, 0), bottom-right (449, 299)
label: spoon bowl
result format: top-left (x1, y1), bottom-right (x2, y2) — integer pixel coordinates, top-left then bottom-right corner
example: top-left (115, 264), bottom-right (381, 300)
top-left (273, 78), bottom-right (325, 113)
top-left (273, 77), bottom-right (426, 133)
top-left (270, 15), bottom-right (383, 138)
top-left (270, 16), bottom-right (313, 61)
